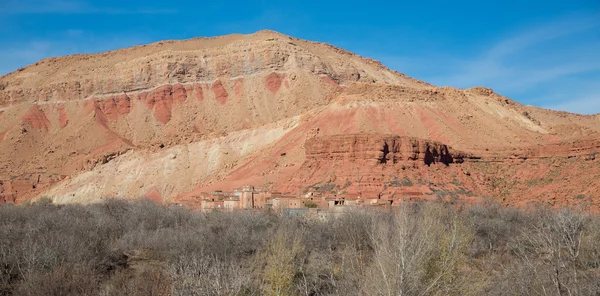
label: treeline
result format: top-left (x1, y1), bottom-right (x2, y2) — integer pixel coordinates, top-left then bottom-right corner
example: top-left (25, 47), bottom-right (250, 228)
top-left (0, 198), bottom-right (599, 295)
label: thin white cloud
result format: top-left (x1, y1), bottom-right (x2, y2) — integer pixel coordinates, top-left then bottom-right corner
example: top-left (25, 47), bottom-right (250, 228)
top-left (0, 41), bottom-right (53, 74)
top-left (486, 13), bottom-right (600, 59)
top-left (510, 62), bottom-right (600, 88)
top-left (0, 32), bottom-right (151, 76)
top-left (543, 94), bottom-right (600, 115)
top-left (450, 13), bottom-right (600, 88)
top-left (66, 29), bottom-right (84, 37)
top-left (0, 0), bottom-right (177, 15)
top-left (380, 13), bottom-right (600, 114)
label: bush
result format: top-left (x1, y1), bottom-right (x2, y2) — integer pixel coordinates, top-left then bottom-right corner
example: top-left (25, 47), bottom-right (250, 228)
top-left (0, 199), bottom-right (599, 295)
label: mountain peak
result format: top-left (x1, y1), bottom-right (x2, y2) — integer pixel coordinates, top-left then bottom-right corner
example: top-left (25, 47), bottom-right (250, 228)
top-left (0, 31), bottom-right (598, 208)
top-left (0, 30), bottom-right (425, 107)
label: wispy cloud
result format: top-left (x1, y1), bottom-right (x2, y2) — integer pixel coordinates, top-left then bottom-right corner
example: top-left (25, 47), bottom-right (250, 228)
top-left (485, 13), bottom-right (600, 59)
top-left (65, 29), bottom-right (84, 37)
top-left (543, 94), bottom-right (600, 115)
top-left (0, 0), bottom-right (177, 15)
top-left (440, 13), bottom-right (600, 87)
top-left (0, 31), bottom-right (150, 76)
top-left (0, 41), bottom-right (53, 74)
top-left (381, 13), bottom-right (600, 114)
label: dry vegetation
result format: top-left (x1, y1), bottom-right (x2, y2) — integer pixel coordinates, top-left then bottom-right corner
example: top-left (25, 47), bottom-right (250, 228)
top-left (1, 199), bottom-right (599, 295)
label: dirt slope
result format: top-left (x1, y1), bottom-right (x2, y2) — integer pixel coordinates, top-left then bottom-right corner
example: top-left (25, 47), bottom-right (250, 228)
top-left (0, 30), bottom-right (598, 208)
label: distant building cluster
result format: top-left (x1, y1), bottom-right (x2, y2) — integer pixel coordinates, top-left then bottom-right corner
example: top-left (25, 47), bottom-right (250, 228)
top-left (181, 185), bottom-right (409, 212)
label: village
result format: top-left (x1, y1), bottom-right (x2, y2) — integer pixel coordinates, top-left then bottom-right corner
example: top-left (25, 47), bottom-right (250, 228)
top-left (177, 184), bottom-right (411, 212)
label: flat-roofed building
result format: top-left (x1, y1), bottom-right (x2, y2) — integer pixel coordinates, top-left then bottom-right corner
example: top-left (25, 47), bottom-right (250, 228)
top-left (269, 197), bottom-right (304, 209)
top-left (224, 199), bottom-right (240, 210)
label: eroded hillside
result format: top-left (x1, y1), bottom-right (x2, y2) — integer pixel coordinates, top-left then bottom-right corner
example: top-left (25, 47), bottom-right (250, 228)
top-left (0, 30), bottom-right (598, 208)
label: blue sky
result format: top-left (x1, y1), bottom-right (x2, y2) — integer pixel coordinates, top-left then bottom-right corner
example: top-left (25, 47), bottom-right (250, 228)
top-left (1, 0), bottom-right (599, 114)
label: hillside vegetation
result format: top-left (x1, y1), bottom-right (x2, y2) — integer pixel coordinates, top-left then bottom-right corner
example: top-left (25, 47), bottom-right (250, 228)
top-left (1, 199), bottom-right (599, 295)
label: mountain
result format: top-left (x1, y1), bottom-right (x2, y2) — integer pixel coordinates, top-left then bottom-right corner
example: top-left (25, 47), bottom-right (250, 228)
top-left (1, 30), bottom-right (598, 209)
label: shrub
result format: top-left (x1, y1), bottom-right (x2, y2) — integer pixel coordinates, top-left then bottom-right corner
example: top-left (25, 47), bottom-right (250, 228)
top-left (1, 199), bottom-right (599, 295)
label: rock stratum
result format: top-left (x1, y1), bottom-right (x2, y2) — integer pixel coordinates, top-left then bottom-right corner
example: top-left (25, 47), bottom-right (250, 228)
top-left (1, 30), bottom-right (598, 209)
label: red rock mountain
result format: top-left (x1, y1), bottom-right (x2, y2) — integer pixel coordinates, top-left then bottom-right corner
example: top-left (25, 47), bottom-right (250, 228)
top-left (0, 30), bottom-right (598, 209)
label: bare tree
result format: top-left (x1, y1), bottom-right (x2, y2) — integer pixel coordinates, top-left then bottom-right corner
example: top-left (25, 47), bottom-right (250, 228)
top-left (363, 203), bottom-right (472, 295)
